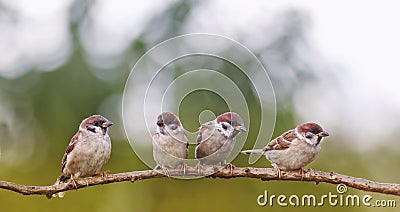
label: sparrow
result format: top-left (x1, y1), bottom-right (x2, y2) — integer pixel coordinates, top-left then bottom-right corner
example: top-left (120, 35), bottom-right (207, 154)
top-left (241, 122), bottom-right (329, 178)
top-left (152, 112), bottom-right (188, 176)
top-left (195, 112), bottom-right (246, 171)
top-left (48, 115), bottom-right (113, 198)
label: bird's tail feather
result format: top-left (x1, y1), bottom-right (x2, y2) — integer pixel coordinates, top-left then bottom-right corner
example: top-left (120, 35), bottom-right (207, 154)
top-left (241, 149), bottom-right (266, 155)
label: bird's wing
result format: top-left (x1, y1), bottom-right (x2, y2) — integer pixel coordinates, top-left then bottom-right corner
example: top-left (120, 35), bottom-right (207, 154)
top-left (265, 129), bottom-right (297, 151)
top-left (178, 130), bottom-right (189, 159)
top-left (195, 122), bottom-right (228, 159)
top-left (196, 123), bottom-right (214, 158)
top-left (184, 133), bottom-right (189, 159)
top-left (61, 131), bottom-right (80, 172)
top-left (196, 124), bottom-right (207, 146)
top-left (196, 122), bottom-right (222, 145)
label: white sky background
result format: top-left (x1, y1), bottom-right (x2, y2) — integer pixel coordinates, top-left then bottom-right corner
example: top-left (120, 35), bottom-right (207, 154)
top-left (0, 0), bottom-right (399, 151)
top-left (294, 1), bottom-right (400, 150)
top-left (182, 0), bottom-right (400, 150)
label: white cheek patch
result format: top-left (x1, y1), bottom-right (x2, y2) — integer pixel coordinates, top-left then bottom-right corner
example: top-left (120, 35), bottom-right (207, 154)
top-left (304, 138), bottom-right (314, 145)
top-left (155, 126), bottom-right (161, 134)
top-left (89, 126), bottom-right (105, 135)
top-left (295, 128), bottom-right (314, 145)
top-left (94, 127), bottom-right (100, 134)
top-left (218, 122), bottom-right (233, 138)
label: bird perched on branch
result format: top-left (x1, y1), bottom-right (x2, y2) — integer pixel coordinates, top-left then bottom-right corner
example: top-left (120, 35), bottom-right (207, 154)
top-left (48, 115), bottom-right (113, 198)
top-left (241, 122), bottom-right (329, 178)
top-left (152, 112), bottom-right (188, 176)
top-left (195, 112), bottom-right (246, 172)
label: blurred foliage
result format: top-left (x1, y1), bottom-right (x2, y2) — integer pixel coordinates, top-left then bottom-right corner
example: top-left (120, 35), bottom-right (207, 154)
top-left (0, 1), bottom-right (399, 212)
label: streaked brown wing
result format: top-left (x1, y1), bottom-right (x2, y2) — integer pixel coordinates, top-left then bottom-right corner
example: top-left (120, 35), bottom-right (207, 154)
top-left (195, 122), bottom-right (228, 159)
top-left (61, 131), bottom-right (80, 172)
top-left (266, 129), bottom-right (297, 150)
top-left (195, 123), bottom-right (213, 158)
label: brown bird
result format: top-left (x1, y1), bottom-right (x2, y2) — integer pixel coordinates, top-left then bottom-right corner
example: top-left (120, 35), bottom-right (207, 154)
top-left (152, 112), bottom-right (188, 176)
top-left (195, 112), bottom-right (246, 172)
top-left (49, 115), bottom-right (113, 198)
top-left (241, 122), bottom-right (329, 178)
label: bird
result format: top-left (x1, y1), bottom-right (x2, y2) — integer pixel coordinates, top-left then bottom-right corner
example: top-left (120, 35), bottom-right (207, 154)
top-left (241, 122), bottom-right (329, 178)
top-left (195, 112), bottom-right (246, 172)
top-left (48, 115), bottom-right (113, 198)
top-left (152, 112), bottom-right (188, 176)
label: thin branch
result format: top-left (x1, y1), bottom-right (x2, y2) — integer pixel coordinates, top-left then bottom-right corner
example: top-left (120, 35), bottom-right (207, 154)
top-left (0, 167), bottom-right (399, 198)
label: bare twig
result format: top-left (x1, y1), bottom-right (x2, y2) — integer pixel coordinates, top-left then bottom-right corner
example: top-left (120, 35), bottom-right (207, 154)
top-left (0, 167), bottom-right (399, 198)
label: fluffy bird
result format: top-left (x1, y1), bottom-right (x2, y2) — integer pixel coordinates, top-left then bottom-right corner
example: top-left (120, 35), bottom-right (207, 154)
top-left (195, 112), bottom-right (246, 170)
top-left (241, 122), bottom-right (329, 178)
top-left (152, 112), bottom-right (188, 176)
top-left (49, 115), bottom-right (113, 198)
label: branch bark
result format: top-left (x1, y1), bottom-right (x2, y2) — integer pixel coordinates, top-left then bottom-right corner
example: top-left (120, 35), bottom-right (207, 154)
top-left (1, 167), bottom-right (399, 198)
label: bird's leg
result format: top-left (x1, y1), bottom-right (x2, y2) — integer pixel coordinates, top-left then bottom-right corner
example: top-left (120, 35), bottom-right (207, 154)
top-left (94, 170), bottom-right (110, 179)
top-left (154, 164), bottom-right (170, 177)
top-left (223, 162), bottom-right (235, 175)
top-left (272, 164), bottom-right (282, 179)
top-left (70, 176), bottom-right (78, 190)
top-left (304, 168), bottom-right (313, 178)
top-left (277, 168), bottom-right (282, 179)
top-left (102, 170), bottom-right (110, 177)
top-left (298, 168), bottom-right (305, 181)
top-left (162, 165), bottom-right (171, 177)
top-left (181, 163), bottom-right (186, 176)
top-left (196, 162), bottom-right (203, 175)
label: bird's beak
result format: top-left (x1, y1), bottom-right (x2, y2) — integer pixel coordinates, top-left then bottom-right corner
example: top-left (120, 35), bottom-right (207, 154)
top-left (102, 121), bottom-right (113, 128)
top-left (235, 125), bottom-right (247, 132)
top-left (317, 131), bottom-right (329, 137)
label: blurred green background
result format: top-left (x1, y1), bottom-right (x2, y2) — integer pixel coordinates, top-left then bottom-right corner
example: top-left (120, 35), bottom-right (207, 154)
top-left (0, 0), bottom-right (399, 211)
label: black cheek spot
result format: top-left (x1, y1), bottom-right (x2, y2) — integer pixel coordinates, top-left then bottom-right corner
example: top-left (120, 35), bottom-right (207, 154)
top-left (87, 126), bottom-right (96, 133)
top-left (222, 124), bottom-right (228, 130)
top-left (156, 119), bottom-right (164, 127)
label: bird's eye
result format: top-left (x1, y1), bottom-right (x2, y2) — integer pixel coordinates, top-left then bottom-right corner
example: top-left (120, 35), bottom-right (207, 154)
top-left (222, 123), bottom-right (228, 130)
top-left (310, 128), bottom-right (318, 134)
top-left (93, 121), bottom-right (100, 126)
